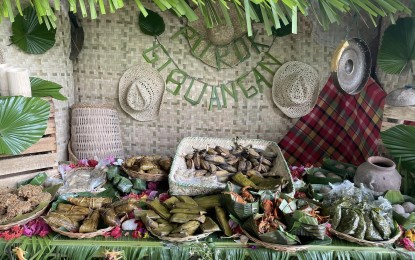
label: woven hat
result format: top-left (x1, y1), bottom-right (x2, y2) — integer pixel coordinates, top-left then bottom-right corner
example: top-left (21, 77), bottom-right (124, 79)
top-left (386, 85), bottom-right (415, 107)
top-left (119, 64), bottom-right (165, 121)
top-left (272, 61), bottom-right (320, 118)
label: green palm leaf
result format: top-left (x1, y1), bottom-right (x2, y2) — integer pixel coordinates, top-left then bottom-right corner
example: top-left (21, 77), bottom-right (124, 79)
top-left (10, 6), bottom-right (56, 54)
top-left (30, 77), bottom-right (67, 101)
top-left (0, 96), bottom-right (50, 155)
top-left (380, 125), bottom-right (415, 172)
top-left (378, 17), bottom-right (415, 74)
top-left (138, 9), bottom-right (165, 36)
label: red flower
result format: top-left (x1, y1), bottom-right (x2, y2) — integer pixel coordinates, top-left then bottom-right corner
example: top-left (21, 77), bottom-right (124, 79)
top-left (108, 226), bottom-right (122, 239)
top-left (132, 230), bottom-right (142, 239)
top-left (400, 237), bottom-right (415, 251)
top-left (88, 160), bottom-right (99, 168)
top-left (0, 225), bottom-right (23, 240)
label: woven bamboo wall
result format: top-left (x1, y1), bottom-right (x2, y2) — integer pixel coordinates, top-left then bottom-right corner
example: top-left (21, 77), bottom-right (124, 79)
top-left (0, 12), bottom-right (74, 161)
top-left (73, 3), bottom-right (333, 157)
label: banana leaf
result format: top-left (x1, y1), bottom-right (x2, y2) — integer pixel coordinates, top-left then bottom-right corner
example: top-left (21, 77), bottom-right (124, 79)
top-left (242, 214), bottom-right (300, 245)
top-left (223, 183), bottom-right (259, 221)
top-left (116, 176), bottom-right (133, 193)
top-left (384, 190), bottom-right (405, 204)
top-left (106, 165), bottom-right (121, 181)
top-left (305, 168), bottom-right (343, 185)
top-left (289, 221), bottom-right (326, 240)
top-left (378, 17), bottom-right (415, 74)
top-left (17, 172), bottom-right (48, 187)
top-left (321, 159), bottom-right (357, 178)
top-left (132, 178), bottom-right (146, 191)
top-left (0, 96), bottom-right (50, 155)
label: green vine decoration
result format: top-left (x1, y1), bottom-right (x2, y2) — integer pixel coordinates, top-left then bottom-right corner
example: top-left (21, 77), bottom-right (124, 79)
top-left (0, 0), bottom-right (412, 36)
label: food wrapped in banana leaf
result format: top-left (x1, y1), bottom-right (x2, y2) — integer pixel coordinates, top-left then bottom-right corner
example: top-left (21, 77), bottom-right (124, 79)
top-left (65, 214), bottom-right (87, 222)
top-left (56, 203), bottom-right (91, 215)
top-left (134, 209), bottom-right (160, 219)
top-left (177, 196), bottom-right (198, 206)
top-left (163, 196), bottom-right (179, 209)
top-left (329, 204), bottom-right (342, 230)
top-left (336, 209), bottom-right (359, 235)
top-left (215, 206), bottom-right (233, 236)
top-left (170, 220), bottom-right (200, 237)
top-left (79, 210), bottom-right (100, 233)
top-left (99, 207), bottom-right (120, 226)
top-left (200, 217), bottom-right (221, 233)
top-left (353, 209), bottom-right (367, 240)
top-left (370, 209), bottom-right (391, 239)
top-left (194, 195), bottom-right (222, 209)
top-left (231, 173), bottom-right (258, 189)
top-left (364, 214), bottom-right (383, 241)
top-left (43, 213), bottom-right (79, 232)
top-left (147, 199), bottom-right (171, 220)
top-left (114, 203), bottom-right (137, 216)
top-left (170, 213), bottom-right (206, 223)
top-left (170, 208), bottom-right (207, 215)
top-left (67, 197), bottom-right (112, 209)
top-left (152, 224), bottom-right (175, 237)
top-left (142, 215), bottom-right (158, 230)
top-left (112, 198), bottom-right (138, 208)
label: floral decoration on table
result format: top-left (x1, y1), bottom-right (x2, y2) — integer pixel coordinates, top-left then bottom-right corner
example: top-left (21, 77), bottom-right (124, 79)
top-left (0, 218), bottom-right (51, 240)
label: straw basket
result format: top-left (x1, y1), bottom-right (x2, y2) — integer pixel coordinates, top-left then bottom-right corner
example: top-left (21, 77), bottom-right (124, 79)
top-left (242, 229), bottom-right (309, 252)
top-left (147, 226), bottom-right (213, 242)
top-left (169, 137), bottom-right (294, 196)
top-left (48, 224), bottom-right (114, 239)
top-left (70, 103), bottom-right (124, 161)
top-left (329, 228), bottom-right (403, 247)
top-left (0, 207), bottom-right (47, 231)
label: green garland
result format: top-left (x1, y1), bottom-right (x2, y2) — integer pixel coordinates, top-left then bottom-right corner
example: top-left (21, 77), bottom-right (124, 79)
top-left (0, 0), bottom-right (412, 36)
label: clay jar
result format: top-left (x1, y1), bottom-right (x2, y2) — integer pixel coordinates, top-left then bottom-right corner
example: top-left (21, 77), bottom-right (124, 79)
top-left (354, 156), bottom-right (401, 193)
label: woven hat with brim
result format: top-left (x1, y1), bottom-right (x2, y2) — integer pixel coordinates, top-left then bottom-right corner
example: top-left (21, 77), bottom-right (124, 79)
top-left (119, 64), bottom-right (165, 121)
top-left (272, 61), bottom-right (320, 118)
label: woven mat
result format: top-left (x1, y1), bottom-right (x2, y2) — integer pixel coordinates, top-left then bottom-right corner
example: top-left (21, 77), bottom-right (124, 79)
top-left (279, 77), bottom-right (386, 166)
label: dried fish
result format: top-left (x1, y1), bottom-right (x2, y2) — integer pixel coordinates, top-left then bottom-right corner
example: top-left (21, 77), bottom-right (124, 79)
top-left (194, 153), bottom-right (201, 170)
top-left (200, 159), bottom-right (210, 170)
top-left (204, 155), bottom-right (226, 165)
top-left (238, 160), bottom-right (247, 172)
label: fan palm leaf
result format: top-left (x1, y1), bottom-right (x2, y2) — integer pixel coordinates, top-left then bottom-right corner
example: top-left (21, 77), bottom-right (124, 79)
top-left (381, 125), bottom-right (415, 172)
top-left (0, 96), bottom-right (50, 155)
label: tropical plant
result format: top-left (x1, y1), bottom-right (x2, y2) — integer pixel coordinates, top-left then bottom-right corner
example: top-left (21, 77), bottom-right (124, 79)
top-left (381, 125), bottom-right (415, 195)
top-left (10, 6), bottom-right (56, 54)
top-left (0, 0), bottom-right (412, 36)
top-left (30, 77), bottom-right (67, 101)
top-left (378, 17), bottom-right (415, 75)
top-left (0, 96), bottom-right (50, 155)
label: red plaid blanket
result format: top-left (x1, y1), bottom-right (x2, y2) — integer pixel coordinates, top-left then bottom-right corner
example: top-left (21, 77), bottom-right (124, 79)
top-left (279, 77), bottom-right (386, 166)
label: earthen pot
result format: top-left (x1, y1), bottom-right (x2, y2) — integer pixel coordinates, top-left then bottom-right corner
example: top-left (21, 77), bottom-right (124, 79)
top-left (354, 156), bottom-right (401, 193)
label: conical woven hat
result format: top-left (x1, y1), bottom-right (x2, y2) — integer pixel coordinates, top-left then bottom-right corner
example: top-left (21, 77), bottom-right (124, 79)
top-left (119, 64), bottom-right (165, 121)
top-left (386, 85), bottom-right (415, 107)
top-left (272, 61), bottom-right (320, 118)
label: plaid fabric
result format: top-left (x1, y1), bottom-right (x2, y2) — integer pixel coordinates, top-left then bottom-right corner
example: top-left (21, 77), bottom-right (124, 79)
top-left (279, 77), bottom-right (386, 166)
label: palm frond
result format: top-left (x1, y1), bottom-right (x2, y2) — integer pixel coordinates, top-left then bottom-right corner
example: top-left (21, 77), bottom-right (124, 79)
top-left (0, 0), bottom-right (412, 36)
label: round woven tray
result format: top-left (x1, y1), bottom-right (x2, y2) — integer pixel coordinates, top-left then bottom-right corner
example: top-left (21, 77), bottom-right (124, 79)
top-left (242, 229), bottom-right (309, 252)
top-left (147, 226), bottom-right (213, 242)
top-left (0, 206), bottom-right (48, 231)
top-left (48, 224), bottom-right (114, 239)
top-left (121, 165), bottom-right (167, 182)
top-left (329, 228), bottom-right (403, 247)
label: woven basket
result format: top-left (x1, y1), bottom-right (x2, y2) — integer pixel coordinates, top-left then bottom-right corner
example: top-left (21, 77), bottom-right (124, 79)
top-left (121, 165), bottom-right (167, 181)
top-left (169, 137), bottom-right (294, 196)
top-left (242, 229), bottom-right (309, 252)
top-left (48, 224), bottom-right (114, 239)
top-left (70, 103), bottom-right (124, 161)
top-left (0, 206), bottom-right (48, 231)
top-left (329, 228), bottom-right (403, 247)
top-left (147, 226), bottom-right (213, 242)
